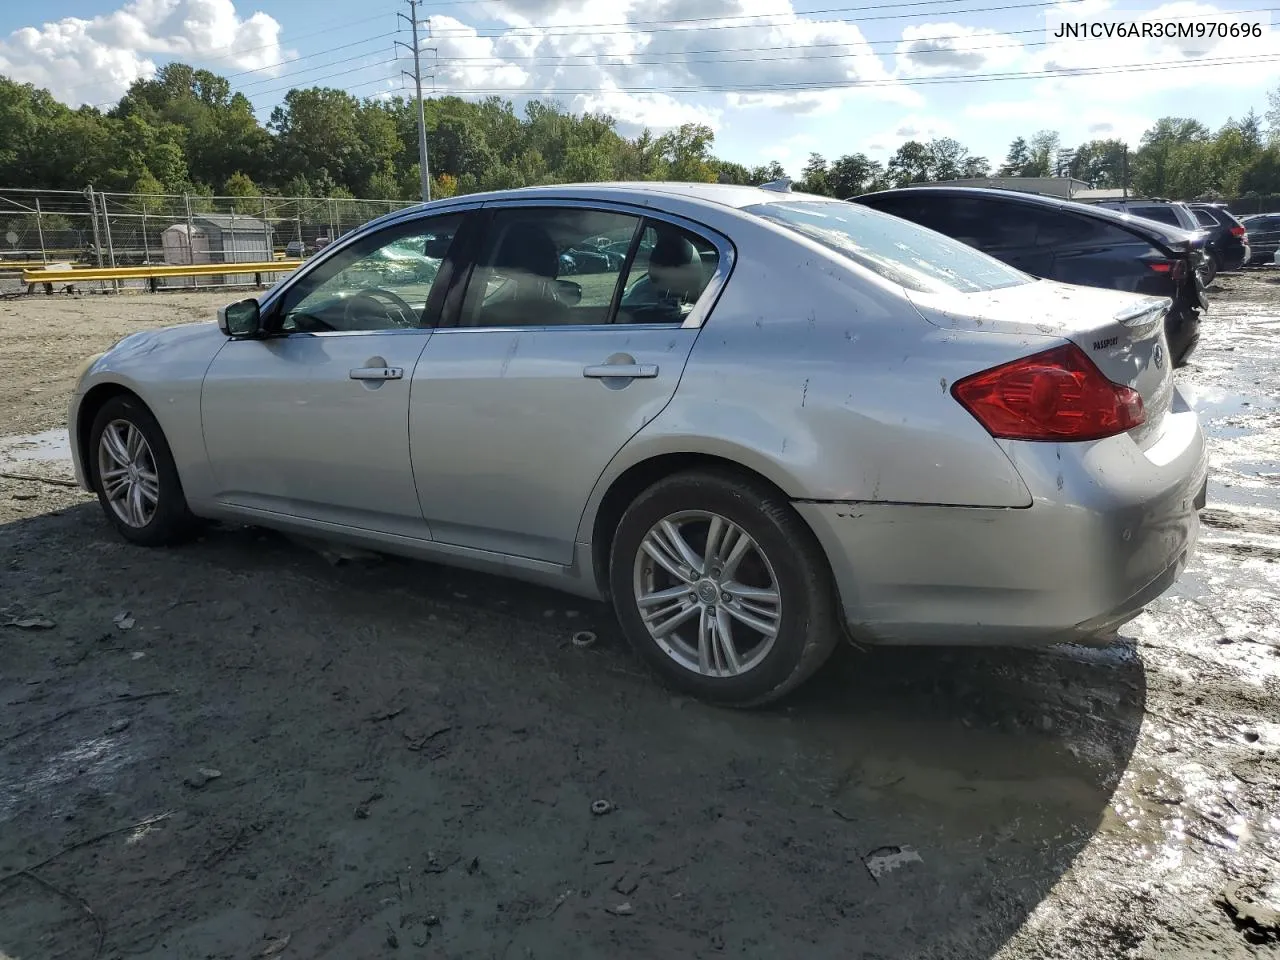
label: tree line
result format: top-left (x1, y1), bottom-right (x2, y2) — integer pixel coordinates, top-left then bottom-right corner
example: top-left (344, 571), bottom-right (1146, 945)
top-left (2, 63), bottom-right (1279, 203)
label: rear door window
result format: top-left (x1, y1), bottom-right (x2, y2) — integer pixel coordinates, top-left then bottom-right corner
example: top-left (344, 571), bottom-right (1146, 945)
top-left (745, 199), bottom-right (1030, 294)
top-left (1192, 209), bottom-right (1218, 227)
top-left (1131, 206), bottom-right (1181, 227)
top-left (1031, 210), bottom-right (1139, 248)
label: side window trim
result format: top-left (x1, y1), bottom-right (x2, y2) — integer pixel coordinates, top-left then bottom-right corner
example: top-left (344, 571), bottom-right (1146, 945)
top-left (267, 214), bottom-right (460, 335)
top-left (256, 202), bottom-right (484, 333)
top-left (445, 204), bottom-right (643, 331)
top-left (606, 218), bottom-right (647, 325)
top-left (468, 196), bottom-right (737, 330)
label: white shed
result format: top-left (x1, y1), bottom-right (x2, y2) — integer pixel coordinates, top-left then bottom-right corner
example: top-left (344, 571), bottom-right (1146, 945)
top-left (161, 223), bottom-right (212, 266)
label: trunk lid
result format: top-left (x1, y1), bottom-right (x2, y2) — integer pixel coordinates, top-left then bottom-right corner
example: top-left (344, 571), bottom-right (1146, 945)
top-left (907, 278), bottom-right (1174, 447)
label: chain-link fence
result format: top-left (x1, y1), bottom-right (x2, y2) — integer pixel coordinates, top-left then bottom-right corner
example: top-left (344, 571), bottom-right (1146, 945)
top-left (0, 186), bottom-right (418, 292)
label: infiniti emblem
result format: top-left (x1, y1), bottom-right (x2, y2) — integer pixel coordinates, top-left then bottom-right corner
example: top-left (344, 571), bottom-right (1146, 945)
top-left (1152, 342), bottom-right (1164, 369)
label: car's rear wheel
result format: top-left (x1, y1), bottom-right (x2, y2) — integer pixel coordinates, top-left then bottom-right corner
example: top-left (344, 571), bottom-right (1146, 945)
top-left (609, 469), bottom-right (841, 707)
top-left (88, 394), bottom-right (197, 546)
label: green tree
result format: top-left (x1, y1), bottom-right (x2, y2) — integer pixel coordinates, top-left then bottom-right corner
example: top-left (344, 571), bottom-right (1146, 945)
top-left (888, 140), bottom-right (934, 185)
top-left (999, 137), bottom-right (1031, 176)
top-left (827, 154), bottom-right (884, 196)
top-left (1132, 118), bottom-right (1211, 196)
top-left (748, 161), bottom-right (788, 184)
top-left (1069, 139), bottom-right (1128, 187)
top-left (1025, 130), bottom-right (1061, 177)
top-left (1266, 84), bottom-right (1280, 145)
top-left (800, 153), bottom-right (831, 195)
top-left (222, 171), bottom-right (260, 213)
top-left (656, 124), bottom-right (718, 182)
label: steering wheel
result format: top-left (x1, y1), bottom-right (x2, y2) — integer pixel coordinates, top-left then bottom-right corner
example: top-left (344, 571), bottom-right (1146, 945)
top-left (342, 287), bottom-right (418, 328)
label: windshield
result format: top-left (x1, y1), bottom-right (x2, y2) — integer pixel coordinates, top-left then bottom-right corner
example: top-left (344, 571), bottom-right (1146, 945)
top-left (743, 199), bottom-right (1031, 294)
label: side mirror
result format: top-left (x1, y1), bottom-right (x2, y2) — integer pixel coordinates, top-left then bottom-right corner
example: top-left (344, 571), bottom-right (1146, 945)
top-left (555, 279), bottom-right (582, 305)
top-left (218, 298), bottom-right (262, 338)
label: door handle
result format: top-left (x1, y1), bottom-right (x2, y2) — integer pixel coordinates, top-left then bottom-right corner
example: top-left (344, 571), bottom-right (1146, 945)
top-left (583, 363), bottom-right (658, 379)
top-left (349, 366), bottom-right (403, 381)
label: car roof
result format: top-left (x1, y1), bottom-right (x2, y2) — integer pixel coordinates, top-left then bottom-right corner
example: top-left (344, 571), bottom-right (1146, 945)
top-left (399, 181), bottom-right (829, 215)
top-left (852, 185), bottom-right (1200, 246)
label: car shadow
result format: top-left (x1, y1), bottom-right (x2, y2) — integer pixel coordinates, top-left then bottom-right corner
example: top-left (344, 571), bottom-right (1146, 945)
top-left (1, 506), bottom-right (1145, 960)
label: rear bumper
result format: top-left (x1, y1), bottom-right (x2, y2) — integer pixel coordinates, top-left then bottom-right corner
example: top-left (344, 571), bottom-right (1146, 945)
top-left (797, 402), bottom-right (1207, 647)
top-left (1222, 243), bottom-right (1249, 270)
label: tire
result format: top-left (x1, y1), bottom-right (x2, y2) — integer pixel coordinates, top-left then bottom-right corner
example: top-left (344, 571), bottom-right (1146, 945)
top-left (88, 394), bottom-right (198, 547)
top-left (1202, 254), bottom-right (1219, 286)
top-left (609, 468), bottom-right (842, 708)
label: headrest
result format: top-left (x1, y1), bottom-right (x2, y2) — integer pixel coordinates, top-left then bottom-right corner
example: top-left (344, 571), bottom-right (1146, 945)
top-left (491, 222), bottom-right (560, 280)
top-left (647, 231), bottom-right (705, 300)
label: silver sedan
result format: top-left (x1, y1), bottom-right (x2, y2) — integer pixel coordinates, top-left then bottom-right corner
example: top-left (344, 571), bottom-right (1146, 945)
top-left (68, 182), bottom-right (1208, 707)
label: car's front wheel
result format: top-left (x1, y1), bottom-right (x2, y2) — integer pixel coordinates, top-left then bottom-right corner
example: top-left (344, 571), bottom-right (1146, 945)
top-left (88, 394), bottom-right (197, 546)
top-left (609, 469), bottom-right (841, 707)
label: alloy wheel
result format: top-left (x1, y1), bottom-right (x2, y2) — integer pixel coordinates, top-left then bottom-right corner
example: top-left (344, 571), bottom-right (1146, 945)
top-left (632, 510), bottom-right (782, 678)
top-left (97, 418), bottom-right (160, 528)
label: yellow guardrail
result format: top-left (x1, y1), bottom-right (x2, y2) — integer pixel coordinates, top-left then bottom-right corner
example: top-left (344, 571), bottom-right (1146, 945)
top-left (21, 260), bottom-right (304, 286)
top-left (1, 260), bottom-right (63, 271)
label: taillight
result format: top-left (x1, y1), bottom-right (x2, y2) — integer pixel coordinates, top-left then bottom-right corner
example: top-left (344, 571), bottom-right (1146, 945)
top-left (951, 343), bottom-right (1146, 442)
top-left (1148, 259), bottom-right (1187, 281)
top-left (1230, 225), bottom-right (1245, 238)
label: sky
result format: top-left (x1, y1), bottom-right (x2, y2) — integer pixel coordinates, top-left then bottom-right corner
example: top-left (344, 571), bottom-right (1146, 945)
top-left (1, 0), bottom-right (1277, 179)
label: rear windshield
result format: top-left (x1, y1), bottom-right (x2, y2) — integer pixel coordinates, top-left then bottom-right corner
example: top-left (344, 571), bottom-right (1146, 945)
top-left (1131, 205), bottom-right (1181, 227)
top-left (742, 199), bottom-right (1031, 294)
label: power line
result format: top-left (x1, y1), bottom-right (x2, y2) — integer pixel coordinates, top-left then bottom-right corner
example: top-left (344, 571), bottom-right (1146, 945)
top-left (432, 38), bottom-right (1038, 69)
top-left (80, 24), bottom-right (401, 107)
top-left (430, 27), bottom-right (1045, 61)
top-left (238, 60), bottom-right (400, 105)
top-left (232, 44), bottom-right (401, 94)
top-left (427, 0), bottom-right (1090, 37)
top-left (217, 32), bottom-right (399, 83)
top-left (425, 50), bottom-right (1280, 94)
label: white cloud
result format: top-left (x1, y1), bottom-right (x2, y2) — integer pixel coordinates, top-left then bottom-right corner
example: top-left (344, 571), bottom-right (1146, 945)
top-left (428, 0), bottom-right (922, 126)
top-left (863, 113), bottom-right (958, 154)
top-left (895, 23), bottom-right (1024, 75)
top-left (0, 0), bottom-right (286, 107)
top-left (573, 86), bottom-right (722, 133)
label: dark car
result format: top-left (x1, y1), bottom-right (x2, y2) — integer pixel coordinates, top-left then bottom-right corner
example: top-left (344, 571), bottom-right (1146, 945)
top-left (850, 186), bottom-right (1208, 366)
top-left (1240, 212), bottom-right (1280, 266)
top-left (1187, 203), bottom-right (1251, 272)
top-left (1088, 198), bottom-right (1217, 282)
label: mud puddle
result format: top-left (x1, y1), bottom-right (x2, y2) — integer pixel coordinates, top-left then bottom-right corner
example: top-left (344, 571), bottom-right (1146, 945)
top-left (0, 428), bottom-right (72, 470)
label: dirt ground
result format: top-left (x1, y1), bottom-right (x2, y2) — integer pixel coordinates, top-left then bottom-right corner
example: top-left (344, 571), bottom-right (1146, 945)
top-left (0, 275), bottom-right (1278, 960)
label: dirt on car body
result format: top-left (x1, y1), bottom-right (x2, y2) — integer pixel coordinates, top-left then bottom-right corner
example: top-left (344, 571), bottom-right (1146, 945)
top-left (1, 274), bottom-right (1279, 958)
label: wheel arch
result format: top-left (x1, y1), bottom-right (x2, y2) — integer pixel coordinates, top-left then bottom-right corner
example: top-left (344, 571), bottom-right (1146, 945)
top-left (585, 448), bottom-right (806, 599)
top-left (75, 381), bottom-right (150, 492)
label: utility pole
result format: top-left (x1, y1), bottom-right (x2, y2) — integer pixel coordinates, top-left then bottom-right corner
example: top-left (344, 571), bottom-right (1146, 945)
top-left (397, 0), bottom-right (433, 202)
